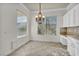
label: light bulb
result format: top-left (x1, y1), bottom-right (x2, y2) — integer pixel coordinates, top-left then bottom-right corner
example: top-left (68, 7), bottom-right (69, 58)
top-left (43, 16), bottom-right (45, 18)
top-left (35, 16), bottom-right (38, 18)
top-left (38, 14), bottom-right (42, 17)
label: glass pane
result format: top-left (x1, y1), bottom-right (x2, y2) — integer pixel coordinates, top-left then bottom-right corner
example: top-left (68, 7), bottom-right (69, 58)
top-left (38, 16), bottom-right (57, 35)
top-left (17, 11), bottom-right (27, 36)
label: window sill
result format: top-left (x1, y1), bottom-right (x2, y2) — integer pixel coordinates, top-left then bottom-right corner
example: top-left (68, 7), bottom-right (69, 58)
top-left (17, 34), bottom-right (27, 39)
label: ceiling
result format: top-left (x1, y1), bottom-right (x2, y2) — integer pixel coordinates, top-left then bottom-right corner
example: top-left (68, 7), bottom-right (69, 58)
top-left (24, 3), bottom-right (69, 11)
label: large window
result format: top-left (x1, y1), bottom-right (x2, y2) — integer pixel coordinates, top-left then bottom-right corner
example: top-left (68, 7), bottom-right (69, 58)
top-left (46, 16), bottom-right (57, 35)
top-left (38, 16), bottom-right (57, 35)
top-left (17, 10), bottom-right (27, 37)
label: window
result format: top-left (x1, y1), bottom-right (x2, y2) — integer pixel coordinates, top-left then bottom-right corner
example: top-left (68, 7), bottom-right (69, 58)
top-left (46, 16), bottom-right (57, 35)
top-left (17, 10), bottom-right (27, 37)
top-left (38, 16), bottom-right (57, 35)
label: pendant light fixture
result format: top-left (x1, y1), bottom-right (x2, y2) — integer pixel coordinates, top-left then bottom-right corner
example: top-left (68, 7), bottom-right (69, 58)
top-left (35, 3), bottom-right (45, 24)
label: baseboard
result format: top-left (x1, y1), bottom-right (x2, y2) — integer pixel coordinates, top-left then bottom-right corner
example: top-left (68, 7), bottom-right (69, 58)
top-left (31, 39), bottom-right (60, 43)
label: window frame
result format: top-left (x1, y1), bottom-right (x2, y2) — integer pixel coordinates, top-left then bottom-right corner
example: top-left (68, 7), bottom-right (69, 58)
top-left (16, 9), bottom-right (28, 38)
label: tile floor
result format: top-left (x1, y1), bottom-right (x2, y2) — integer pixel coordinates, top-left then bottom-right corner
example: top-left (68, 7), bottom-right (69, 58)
top-left (9, 41), bottom-right (70, 56)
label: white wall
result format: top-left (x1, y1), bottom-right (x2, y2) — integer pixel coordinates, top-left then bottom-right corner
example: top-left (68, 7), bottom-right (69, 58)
top-left (57, 16), bottom-right (63, 42)
top-left (0, 3), bottom-right (31, 56)
top-left (0, 4), bottom-right (1, 55)
top-left (31, 9), bottom-right (65, 42)
top-left (0, 4), bottom-right (17, 55)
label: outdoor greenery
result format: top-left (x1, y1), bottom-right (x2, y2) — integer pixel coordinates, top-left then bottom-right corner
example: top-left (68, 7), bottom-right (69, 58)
top-left (19, 27), bottom-right (26, 32)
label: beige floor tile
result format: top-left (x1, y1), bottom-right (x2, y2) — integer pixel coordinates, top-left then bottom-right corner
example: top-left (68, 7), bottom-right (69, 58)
top-left (10, 41), bottom-right (69, 56)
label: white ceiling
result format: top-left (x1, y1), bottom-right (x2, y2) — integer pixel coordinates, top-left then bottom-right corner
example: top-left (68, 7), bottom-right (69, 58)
top-left (23, 3), bottom-right (69, 11)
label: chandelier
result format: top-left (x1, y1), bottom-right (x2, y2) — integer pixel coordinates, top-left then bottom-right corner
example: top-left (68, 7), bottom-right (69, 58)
top-left (35, 3), bottom-right (45, 24)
